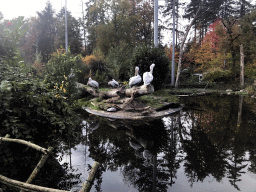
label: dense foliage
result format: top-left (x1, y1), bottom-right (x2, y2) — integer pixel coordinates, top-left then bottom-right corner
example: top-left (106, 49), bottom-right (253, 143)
top-left (0, 61), bottom-right (83, 143)
top-left (130, 45), bottom-right (170, 90)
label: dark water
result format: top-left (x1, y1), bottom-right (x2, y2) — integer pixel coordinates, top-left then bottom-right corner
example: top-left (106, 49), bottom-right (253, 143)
top-left (58, 94), bottom-right (256, 192)
top-left (1, 94), bottom-right (256, 192)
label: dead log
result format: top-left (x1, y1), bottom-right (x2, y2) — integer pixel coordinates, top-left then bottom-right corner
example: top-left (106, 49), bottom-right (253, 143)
top-left (80, 161), bottom-right (100, 192)
top-left (0, 137), bottom-right (48, 154)
top-left (0, 174), bottom-right (69, 192)
top-left (20, 147), bottom-right (54, 192)
top-left (76, 83), bottom-right (154, 99)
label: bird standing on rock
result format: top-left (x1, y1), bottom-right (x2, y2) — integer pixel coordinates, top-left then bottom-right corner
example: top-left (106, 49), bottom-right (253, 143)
top-left (143, 63), bottom-right (155, 85)
top-left (87, 77), bottom-right (99, 89)
top-left (129, 66), bottom-right (142, 87)
top-left (108, 79), bottom-right (119, 88)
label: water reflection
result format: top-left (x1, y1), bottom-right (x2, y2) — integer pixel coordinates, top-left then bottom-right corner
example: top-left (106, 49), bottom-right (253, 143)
top-left (77, 95), bottom-right (256, 192)
top-left (1, 95), bottom-right (256, 192)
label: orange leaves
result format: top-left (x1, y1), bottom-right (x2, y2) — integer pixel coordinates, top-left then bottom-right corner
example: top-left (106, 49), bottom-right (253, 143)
top-left (192, 19), bottom-right (227, 72)
top-left (81, 55), bottom-right (98, 66)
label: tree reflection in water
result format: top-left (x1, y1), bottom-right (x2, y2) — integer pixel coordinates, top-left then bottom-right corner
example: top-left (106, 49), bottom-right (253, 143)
top-left (81, 95), bottom-right (256, 192)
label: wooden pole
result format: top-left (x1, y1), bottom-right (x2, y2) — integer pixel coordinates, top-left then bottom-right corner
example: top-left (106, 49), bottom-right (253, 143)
top-left (0, 137), bottom-right (48, 154)
top-left (240, 44), bottom-right (244, 88)
top-left (0, 174), bottom-right (69, 192)
top-left (20, 147), bottom-right (54, 192)
top-left (80, 161), bottom-right (100, 192)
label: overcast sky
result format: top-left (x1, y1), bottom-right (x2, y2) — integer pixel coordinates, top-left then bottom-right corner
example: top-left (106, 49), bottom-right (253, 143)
top-left (0, 0), bottom-right (84, 20)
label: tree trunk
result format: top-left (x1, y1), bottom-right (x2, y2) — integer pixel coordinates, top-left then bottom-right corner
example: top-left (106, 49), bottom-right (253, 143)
top-left (77, 83), bottom-right (154, 100)
top-left (80, 162), bottom-right (100, 192)
top-left (20, 147), bottom-right (54, 192)
top-left (0, 137), bottom-right (48, 154)
top-left (0, 174), bottom-right (69, 192)
top-left (175, 7), bottom-right (201, 88)
top-left (240, 44), bottom-right (244, 88)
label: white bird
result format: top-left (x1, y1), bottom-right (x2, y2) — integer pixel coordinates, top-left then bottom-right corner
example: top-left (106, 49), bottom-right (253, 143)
top-left (129, 66), bottom-right (142, 87)
top-left (87, 77), bottom-right (99, 89)
top-left (68, 68), bottom-right (75, 79)
top-left (143, 63), bottom-right (155, 85)
top-left (108, 79), bottom-right (119, 88)
top-left (107, 107), bottom-right (117, 112)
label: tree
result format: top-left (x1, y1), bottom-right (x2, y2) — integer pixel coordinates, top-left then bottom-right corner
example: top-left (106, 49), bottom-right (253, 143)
top-left (184, 0), bottom-right (223, 43)
top-left (55, 8), bottom-right (83, 55)
top-left (20, 17), bottom-right (38, 65)
top-left (160, 0), bottom-right (185, 46)
top-left (193, 19), bottom-right (226, 72)
top-left (85, 0), bottom-right (154, 56)
top-left (216, 17), bottom-right (241, 75)
top-left (0, 16), bottom-right (26, 65)
top-left (85, 0), bottom-right (109, 54)
top-left (175, 5), bottom-right (201, 87)
top-left (36, 2), bottom-right (56, 63)
top-left (130, 45), bottom-right (170, 90)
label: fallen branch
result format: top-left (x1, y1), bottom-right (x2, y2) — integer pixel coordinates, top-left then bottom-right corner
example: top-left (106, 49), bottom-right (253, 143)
top-left (80, 161), bottom-right (100, 192)
top-left (77, 83), bottom-right (154, 100)
top-left (20, 147), bottom-right (54, 192)
top-left (0, 174), bottom-right (69, 192)
top-left (0, 137), bottom-right (48, 154)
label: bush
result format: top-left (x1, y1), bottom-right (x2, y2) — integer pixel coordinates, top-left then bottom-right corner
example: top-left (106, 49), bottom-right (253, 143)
top-left (105, 43), bottom-right (132, 81)
top-left (81, 54), bottom-right (106, 80)
top-left (130, 45), bottom-right (170, 90)
top-left (245, 62), bottom-right (256, 79)
top-left (44, 49), bottom-right (89, 99)
top-left (0, 62), bottom-right (83, 143)
top-left (203, 68), bottom-right (232, 83)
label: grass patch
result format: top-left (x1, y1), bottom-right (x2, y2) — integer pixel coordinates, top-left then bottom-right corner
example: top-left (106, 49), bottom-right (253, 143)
top-left (135, 89), bottom-right (179, 108)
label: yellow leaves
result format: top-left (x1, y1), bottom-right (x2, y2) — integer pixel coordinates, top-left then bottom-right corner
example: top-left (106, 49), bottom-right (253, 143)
top-left (54, 76), bottom-right (68, 94)
top-left (81, 55), bottom-right (98, 65)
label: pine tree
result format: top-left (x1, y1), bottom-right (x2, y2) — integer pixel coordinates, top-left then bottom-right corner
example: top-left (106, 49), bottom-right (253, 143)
top-left (55, 8), bottom-right (83, 55)
top-left (36, 2), bottom-right (56, 63)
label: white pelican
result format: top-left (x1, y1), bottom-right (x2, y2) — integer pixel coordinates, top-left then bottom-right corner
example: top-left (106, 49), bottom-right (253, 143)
top-left (108, 79), bottom-right (119, 88)
top-left (143, 63), bottom-right (155, 85)
top-left (129, 66), bottom-right (142, 87)
top-left (87, 77), bottom-right (99, 89)
top-left (68, 68), bottom-right (75, 79)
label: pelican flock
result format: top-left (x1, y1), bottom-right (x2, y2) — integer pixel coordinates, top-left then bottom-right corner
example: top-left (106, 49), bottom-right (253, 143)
top-left (143, 63), bottom-right (155, 85)
top-left (108, 79), bottom-right (119, 88)
top-left (129, 66), bottom-right (142, 87)
top-left (87, 77), bottom-right (99, 89)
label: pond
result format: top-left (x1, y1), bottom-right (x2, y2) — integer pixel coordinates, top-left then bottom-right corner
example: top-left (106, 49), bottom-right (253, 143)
top-left (59, 94), bottom-right (256, 192)
top-left (1, 94), bottom-right (256, 192)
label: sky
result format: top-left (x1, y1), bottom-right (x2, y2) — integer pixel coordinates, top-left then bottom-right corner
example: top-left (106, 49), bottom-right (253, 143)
top-left (0, 0), bottom-right (182, 21)
top-left (0, 0), bottom-right (84, 20)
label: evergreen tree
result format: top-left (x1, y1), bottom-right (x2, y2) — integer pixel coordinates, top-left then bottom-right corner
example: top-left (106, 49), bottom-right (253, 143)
top-left (85, 0), bottom-right (109, 54)
top-left (184, 0), bottom-right (222, 42)
top-left (36, 2), bottom-right (56, 63)
top-left (55, 8), bottom-right (83, 55)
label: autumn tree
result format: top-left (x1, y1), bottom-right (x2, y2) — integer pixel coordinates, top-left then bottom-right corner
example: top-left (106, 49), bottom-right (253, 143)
top-left (193, 19), bottom-right (227, 72)
top-left (216, 17), bottom-right (241, 75)
top-left (184, 0), bottom-right (223, 43)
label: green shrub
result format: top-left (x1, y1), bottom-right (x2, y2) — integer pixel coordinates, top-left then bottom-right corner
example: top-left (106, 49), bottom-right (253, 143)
top-left (44, 49), bottom-right (89, 99)
top-left (203, 68), bottom-right (232, 82)
top-left (105, 43), bottom-right (132, 81)
top-left (0, 61), bottom-right (83, 144)
top-left (130, 45), bottom-right (170, 90)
